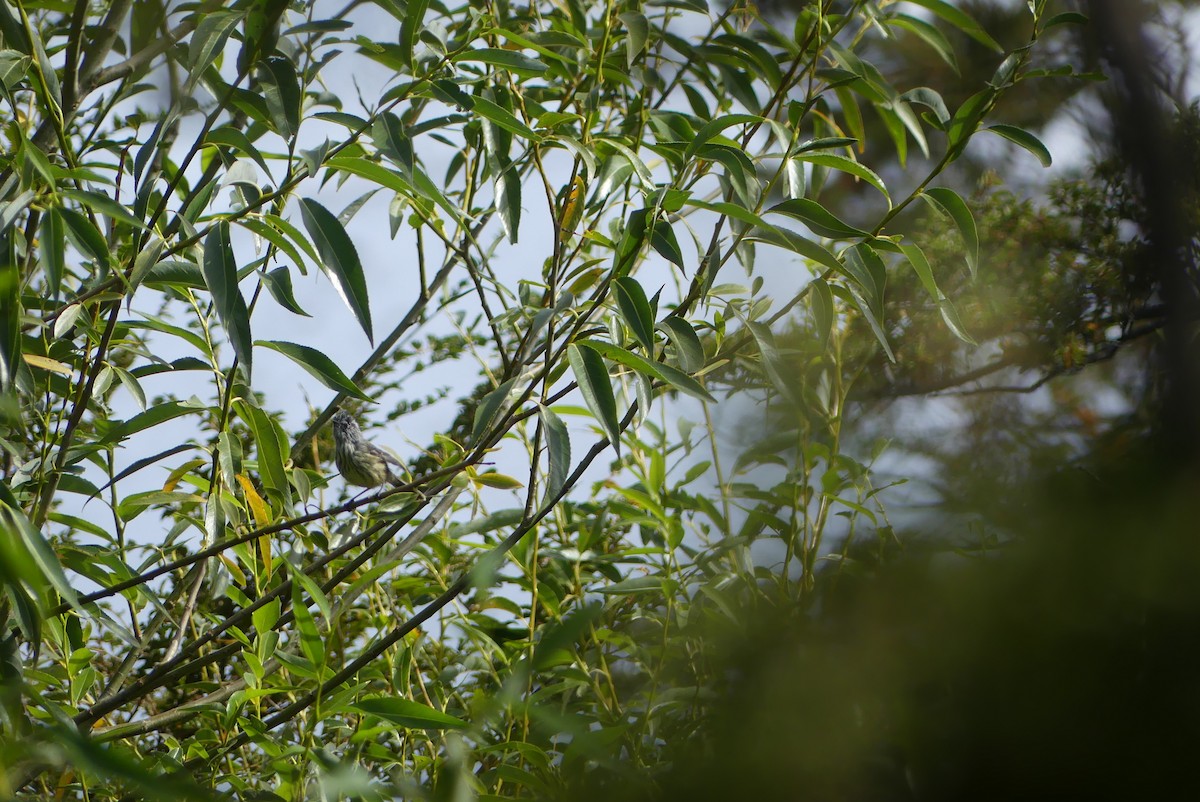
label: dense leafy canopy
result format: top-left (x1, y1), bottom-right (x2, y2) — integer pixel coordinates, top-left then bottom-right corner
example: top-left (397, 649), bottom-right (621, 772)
top-left (0, 0), bottom-right (1190, 799)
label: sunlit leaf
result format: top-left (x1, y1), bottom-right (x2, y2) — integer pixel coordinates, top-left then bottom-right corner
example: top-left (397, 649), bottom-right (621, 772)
top-left (299, 198), bottom-right (374, 344)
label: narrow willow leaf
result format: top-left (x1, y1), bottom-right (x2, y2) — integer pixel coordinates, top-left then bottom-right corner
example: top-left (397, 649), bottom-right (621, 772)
top-left (235, 474), bottom-right (273, 528)
top-left (649, 219), bottom-right (685, 270)
top-left (399, 0), bottom-right (430, 68)
top-left (567, 343), bottom-right (621, 454)
top-left (896, 242), bottom-right (940, 300)
top-left (533, 602), bottom-right (605, 670)
top-left (938, 297), bottom-right (977, 345)
top-left (656, 318), bottom-right (705, 373)
top-left (746, 225), bottom-right (843, 274)
top-left (810, 277), bottom-right (834, 347)
top-left (831, 283), bottom-right (895, 363)
top-left (538, 404), bottom-right (571, 506)
top-left (39, 207), bottom-right (64, 299)
top-left (206, 126), bottom-right (271, 175)
top-left (299, 198), bottom-right (373, 344)
top-left (683, 198), bottom-right (769, 230)
top-left (285, 560), bottom-right (333, 622)
top-left (471, 94), bottom-right (540, 141)
top-left (352, 697), bottom-right (467, 731)
top-left (291, 578), bottom-right (323, 665)
top-left (257, 340), bottom-right (371, 401)
top-left (234, 400), bottom-right (291, 508)
top-left (682, 113), bottom-right (762, 161)
top-left (94, 402), bottom-right (196, 445)
top-left (618, 12), bottom-right (649, 67)
top-left (453, 48), bottom-right (548, 78)
top-left (59, 208), bottom-right (109, 269)
top-left (742, 320), bottom-right (797, 403)
top-left (202, 223), bottom-right (254, 377)
top-left (841, 243), bottom-right (887, 317)
top-left (471, 378), bottom-right (518, 443)
top-left (258, 56), bottom-right (301, 141)
top-left (903, 0), bottom-right (1003, 52)
top-left (261, 267), bottom-right (310, 317)
top-left (922, 187), bottom-right (979, 276)
top-left (902, 86), bottom-right (951, 126)
top-left (767, 199), bottom-right (869, 239)
top-left (187, 11), bottom-right (241, 90)
top-left (613, 276), bottom-right (656, 353)
top-left (0, 262), bottom-right (19, 393)
top-left (61, 190), bottom-right (147, 231)
top-left (495, 160), bottom-right (521, 244)
top-left (578, 339), bottom-right (716, 403)
top-left (883, 15), bottom-right (958, 73)
top-left (985, 124), bottom-right (1052, 167)
top-left (793, 153), bottom-right (890, 206)
top-left (1, 502), bottom-right (80, 610)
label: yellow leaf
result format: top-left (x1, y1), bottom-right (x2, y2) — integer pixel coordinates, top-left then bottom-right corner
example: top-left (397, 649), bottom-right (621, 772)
top-left (163, 458), bottom-right (206, 492)
top-left (235, 474), bottom-right (273, 527)
top-left (23, 353), bottom-right (73, 376)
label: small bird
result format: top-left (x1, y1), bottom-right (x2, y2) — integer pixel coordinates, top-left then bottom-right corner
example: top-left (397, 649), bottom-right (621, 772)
top-left (331, 410), bottom-right (406, 488)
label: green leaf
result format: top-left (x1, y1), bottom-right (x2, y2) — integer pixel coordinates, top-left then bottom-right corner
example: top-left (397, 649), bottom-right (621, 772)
top-left (60, 190), bottom-right (146, 230)
top-left (494, 160), bottom-right (521, 244)
top-left (202, 223), bottom-right (254, 377)
top-left (922, 187), bottom-right (979, 276)
top-left (471, 94), bottom-right (541, 141)
top-left (0, 262), bottom-right (19, 395)
top-left (746, 225), bottom-right (843, 274)
top-left (841, 243), bottom-right (886, 317)
top-left (258, 56), bottom-right (301, 141)
top-left (884, 15), bottom-right (958, 73)
top-left (937, 297), bottom-right (976, 346)
top-left (206, 127), bottom-right (270, 175)
top-left (257, 340), bottom-right (371, 402)
top-left (94, 401), bottom-right (197, 445)
top-left (619, 12), bottom-right (649, 67)
top-left (533, 602), bottom-right (604, 670)
top-left (767, 199), bottom-right (869, 239)
top-left (59, 208), bottom-right (110, 269)
top-left (326, 155), bottom-right (413, 196)
top-left (291, 574), bottom-right (325, 667)
top-left (1044, 11), bottom-right (1088, 28)
top-left (454, 48), bottom-right (547, 78)
top-left (351, 697), bottom-right (467, 731)
top-left (39, 207), bottom-right (64, 299)
top-left (810, 277), bottom-right (834, 347)
top-left (299, 198), bottom-right (373, 344)
top-left (186, 11), bottom-right (241, 90)
top-left (896, 242), bottom-right (939, 300)
top-left (261, 267), bottom-right (310, 317)
top-left (683, 198), bottom-right (769, 230)
top-left (613, 276), bottom-right (656, 353)
top-left (793, 153), bottom-right (890, 206)
top-left (902, 86), bottom-right (951, 126)
top-left (649, 219), bottom-right (684, 270)
top-left (656, 317), bottom-right (705, 373)
top-left (399, 0), bottom-right (430, 69)
top-left (539, 405), bottom-right (571, 506)
top-left (472, 378), bottom-right (518, 443)
top-left (234, 400), bottom-right (292, 507)
top-left (577, 339), bottom-right (716, 403)
top-left (831, 282), bottom-right (895, 363)
top-left (285, 560), bottom-right (332, 622)
top-left (2, 500), bottom-right (80, 610)
top-left (567, 343), bottom-right (621, 454)
top-left (903, 0), bottom-right (1003, 53)
top-left (683, 113), bottom-right (762, 162)
top-left (984, 124), bottom-right (1052, 167)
